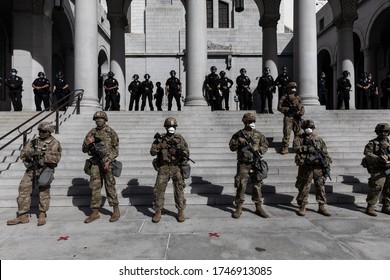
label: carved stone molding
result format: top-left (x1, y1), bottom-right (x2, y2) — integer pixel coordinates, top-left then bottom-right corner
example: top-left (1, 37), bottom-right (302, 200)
top-left (259, 14), bottom-right (280, 28)
top-left (107, 14), bottom-right (128, 28)
top-left (207, 40), bottom-right (232, 51)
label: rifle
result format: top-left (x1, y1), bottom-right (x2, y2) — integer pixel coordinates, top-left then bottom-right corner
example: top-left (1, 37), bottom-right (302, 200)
top-left (154, 132), bottom-right (195, 163)
top-left (89, 137), bottom-right (109, 183)
top-left (378, 144), bottom-right (390, 175)
top-left (308, 139), bottom-right (332, 181)
top-left (239, 130), bottom-right (263, 161)
top-left (31, 138), bottom-right (40, 189)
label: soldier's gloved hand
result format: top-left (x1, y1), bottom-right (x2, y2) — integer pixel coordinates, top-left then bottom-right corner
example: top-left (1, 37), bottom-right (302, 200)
top-left (169, 148), bottom-right (177, 155)
top-left (160, 141), bottom-right (168, 149)
top-left (237, 137), bottom-right (246, 146)
top-left (307, 146), bottom-right (315, 154)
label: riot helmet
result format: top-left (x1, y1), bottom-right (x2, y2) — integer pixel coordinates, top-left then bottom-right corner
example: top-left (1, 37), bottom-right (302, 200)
top-left (240, 68), bottom-right (246, 75)
top-left (263, 67), bottom-right (270, 75)
top-left (144, 74), bottom-right (150, 80)
top-left (219, 71), bottom-right (226, 77)
top-left (156, 81), bottom-right (161, 87)
top-left (342, 70), bottom-right (350, 77)
top-left (164, 117), bottom-right (178, 128)
top-left (282, 66), bottom-right (287, 73)
top-left (170, 70), bottom-right (176, 77)
top-left (10, 68), bottom-right (17, 75)
top-left (133, 74), bottom-right (139, 80)
top-left (57, 71), bottom-right (64, 79)
top-left (107, 71), bottom-right (114, 78)
top-left (210, 66), bottom-right (217, 73)
top-left (93, 111), bottom-right (108, 121)
top-left (242, 113), bottom-right (256, 124)
top-left (38, 72), bottom-right (45, 78)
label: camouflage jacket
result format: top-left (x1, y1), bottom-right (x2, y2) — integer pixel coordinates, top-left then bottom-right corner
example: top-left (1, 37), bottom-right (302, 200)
top-left (82, 125), bottom-right (119, 163)
top-left (229, 129), bottom-right (268, 163)
top-left (150, 132), bottom-right (189, 165)
top-left (293, 133), bottom-right (331, 166)
top-left (278, 94), bottom-right (305, 118)
top-left (21, 136), bottom-right (62, 169)
top-left (362, 137), bottom-right (390, 173)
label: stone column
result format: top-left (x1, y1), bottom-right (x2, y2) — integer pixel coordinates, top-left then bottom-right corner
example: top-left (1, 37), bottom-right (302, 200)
top-left (185, 0), bottom-right (208, 107)
top-left (260, 14), bottom-right (279, 110)
top-left (294, 0), bottom-right (319, 105)
top-left (108, 14), bottom-right (128, 110)
top-left (74, 0), bottom-right (100, 108)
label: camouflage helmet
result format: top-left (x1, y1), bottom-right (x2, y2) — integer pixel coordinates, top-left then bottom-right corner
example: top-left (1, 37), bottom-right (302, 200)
top-left (242, 113), bottom-right (256, 124)
top-left (374, 123), bottom-right (390, 133)
top-left (164, 117), bottom-right (178, 127)
top-left (93, 111), bottom-right (108, 121)
top-left (302, 119), bottom-right (315, 129)
top-left (38, 122), bottom-right (54, 133)
top-left (286, 82), bottom-right (297, 89)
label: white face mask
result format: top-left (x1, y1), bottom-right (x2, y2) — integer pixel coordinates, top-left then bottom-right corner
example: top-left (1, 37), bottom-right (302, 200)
top-left (304, 128), bottom-right (313, 134)
top-left (249, 122), bottom-right (255, 129)
top-left (167, 127), bottom-right (176, 134)
top-left (291, 88), bottom-right (297, 93)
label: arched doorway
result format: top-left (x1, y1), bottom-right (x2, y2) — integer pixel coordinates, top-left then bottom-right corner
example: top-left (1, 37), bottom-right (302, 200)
top-left (353, 32), bottom-right (363, 108)
top-left (317, 49), bottom-right (333, 109)
top-left (98, 49), bottom-right (109, 107)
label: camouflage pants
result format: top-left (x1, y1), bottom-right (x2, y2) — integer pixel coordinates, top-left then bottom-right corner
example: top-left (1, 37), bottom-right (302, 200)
top-left (366, 172), bottom-right (390, 206)
top-left (295, 165), bottom-right (326, 206)
top-left (17, 169), bottom-right (51, 214)
top-left (282, 116), bottom-right (301, 148)
top-left (89, 164), bottom-right (118, 209)
top-left (234, 163), bottom-right (263, 204)
top-left (153, 165), bottom-right (186, 211)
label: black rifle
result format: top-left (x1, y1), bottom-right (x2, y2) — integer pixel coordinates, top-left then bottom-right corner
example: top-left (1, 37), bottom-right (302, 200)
top-left (308, 139), bottom-right (332, 181)
top-left (89, 138), bottom-right (109, 183)
top-left (239, 130), bottom-right (263, 160)
top-left (31, 138), bottom-right (40, 189)
top-left (154, 132), bottom-right (195, 163)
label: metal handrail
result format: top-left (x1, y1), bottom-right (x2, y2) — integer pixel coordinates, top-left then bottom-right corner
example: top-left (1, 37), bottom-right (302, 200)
top-left (0, 89), bottom-right (84, 151)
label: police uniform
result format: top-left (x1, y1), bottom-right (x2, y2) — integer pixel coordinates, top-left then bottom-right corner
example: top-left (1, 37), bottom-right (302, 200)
top-left (7, 122), bottom-right (62, 226)
top-left (140, 79), bottom-right (154, 111)
top-left (257, 74), bottom-right (275, 114)
top-left (336, 75), bottom-right (352, 110)
top-left (150, 118), bottom-right (189, 223)
top-left (5, 74), bottom-right (24, 111)
top-left (32, 76), bottom-right (51, 111)
top-left (82, 112), bottom-right (120, 223)
top-left (380, 75), bottom-right (390, 109)
top-left (154, 84), bottom-right (164, 111)
top-left (205, 72), bottom-right (222, 111)
top-left (356, 74), bottom-right (369, 109)
top-left (278, 83), bottom-right (305, 154)
top-left (128, 79), bottom-right (141, 111)
top-left (235, 74), bottom-right (252, 110)
top-left (229, 113), bottom-right (269, 218)
top-left (218, 75), bottom-right (233, 110)
top-left (367, 75), bottom-right (378, 109)
top-left (362, 123), bottom-right (390, 216)
top-left (53, 77), bottom-right (70, 111)
top-left (104, 77), bottom-right (120, 111)
top-left (318, 76), bottom-right (328, 106)
top-left (275, 72), bottom-right (291, 100)
top-left (165, 76), bottom-right (182, 111)
top-left (293, 120), bottom-right (332, 217)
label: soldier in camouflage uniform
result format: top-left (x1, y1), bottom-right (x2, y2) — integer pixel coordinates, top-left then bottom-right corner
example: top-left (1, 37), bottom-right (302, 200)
top-left (82, 111), bottom-right (120, 223)
top-left (150, 117), bottom-right (189, 223)
top-left (229, 113), bottom-right (269, 219)
top-left (278, 82), bottom-right (305, 155)
top-left (293, 119), bottom-right (332, 217)
top-left (7, 122), bottom-right (62, 226)
top-left (362, 123), bottom-right (390, 216)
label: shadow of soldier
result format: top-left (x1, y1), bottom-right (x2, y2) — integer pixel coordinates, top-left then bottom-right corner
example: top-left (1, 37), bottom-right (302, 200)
top-left (189, 176), bottom-right (235, 215)
top-left (260, 184), bottom-right (296, 214)
top-left (67, 177), bottom-right (108, 217)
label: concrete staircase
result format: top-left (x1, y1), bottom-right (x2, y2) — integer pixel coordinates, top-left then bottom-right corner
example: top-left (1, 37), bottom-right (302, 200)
top-left (0, 107), bottom-right (389, 208)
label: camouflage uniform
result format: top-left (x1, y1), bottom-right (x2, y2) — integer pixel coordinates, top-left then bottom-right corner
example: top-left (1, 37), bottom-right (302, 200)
top-left (82, 125), bottom-right (119, 209)
top-left (278, 82), bottom-right (304, 154)
top-left (362, 123), bottom-right (390, 216)
top-left (7, 122), bottom-right (61, 226)
top-left (150, 132), bottom-right (189, 216)
top-left (293, 120), bottom-right (332, 216)
top-left (229, 113), bottom-right (269, 218)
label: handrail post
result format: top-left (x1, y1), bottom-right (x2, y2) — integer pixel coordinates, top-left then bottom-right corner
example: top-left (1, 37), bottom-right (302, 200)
top-left (77, 93), bottom-right (81, 114)
top-left (23, 131), bottom-right (27, 147)
top-left (55, 109), bottom-right (60, 134)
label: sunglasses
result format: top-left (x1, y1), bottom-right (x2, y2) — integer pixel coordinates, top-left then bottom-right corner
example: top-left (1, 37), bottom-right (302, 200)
top-left (38, 129), bottom-right (48, 133)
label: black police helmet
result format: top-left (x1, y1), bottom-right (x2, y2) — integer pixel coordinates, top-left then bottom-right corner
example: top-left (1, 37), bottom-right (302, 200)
top-left (38, 71), bottom-right (45, 77)
top-left (144, 74), bottom-right (150, 79)
top-left (220, 71), bottom-right (226, 76)
top-left (11, 68), bottom-right (17, 74)
top-left (107, 71), bottom-right (114, 77)
top-left (210, 66), bottom-right (217, 72)
top-left (133, 74), bottom-right (139, 79)
top-left (170, 70), bottom-right (176, 76)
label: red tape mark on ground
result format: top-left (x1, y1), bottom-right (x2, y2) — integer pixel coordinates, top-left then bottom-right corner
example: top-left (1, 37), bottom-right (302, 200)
top-left (57, 236), bottom-right (69, 241)
top-left (209, 233), bottom-right (220, 237)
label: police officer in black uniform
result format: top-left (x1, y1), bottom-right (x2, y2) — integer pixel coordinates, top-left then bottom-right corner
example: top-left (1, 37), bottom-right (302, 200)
top-left (205, 66), bottom-right (222, 111)
top-left (336, 70), bottom-right (352, 110)
top-left (32, 72), bottom-right (50, 111)
top-left (141, 74), bottom-right (154, 111)
top-left (128, 74), bottom-right (141, 111)
top-left (356, 72), bottom-right (369, 109)
top-left (257, 67), bottom-right (276, 114)
top-left (154, 81), bottom-right (164, 111)
top-left (5, 68), bottom-right (24, 111)
top-left (318, 72), bottom-right (328, 107)
top-left (275, 66), bottom-right (291, 101)
top-left (218, 71), bottom-right (233, 110)
top-left (165, 70), bottom-right (182, 111)
top-left (380, 72), bottom-right (390, 109)
top-left (103, 71), bottom-right (120, 111)
top-left (52, 71), bottom-right (70, 111)
top-left (236, 68), bottom-right (252, 110)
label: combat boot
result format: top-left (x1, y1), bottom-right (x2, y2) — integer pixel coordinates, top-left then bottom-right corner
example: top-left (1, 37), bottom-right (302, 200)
top-left (109, 206), bottom-right (120, 222)
top-left (152, 210), bottom-right (161, 223)
top-left (37, 211), bottom-right (46, 226)
top-left (177, 210), bottom-right (185, 222)
top-left (318, 204), bottom-right (331, 217)
top-left (381, 205), bottom-right (390, 215)
top-left (232, 203), bottom-right (243, 219)
top-left (7, 213), bottom-right (29, 225)
top-left (255, 202), bottom-right (269, 218)
top-left (280, 146), bottom-right (288, 155)
top-left (297, 205), bottom-right (306, 216)
top-left (366, 204), bottom-right (377, 216)
top-left (84, 208), bottom-right (100, 223)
